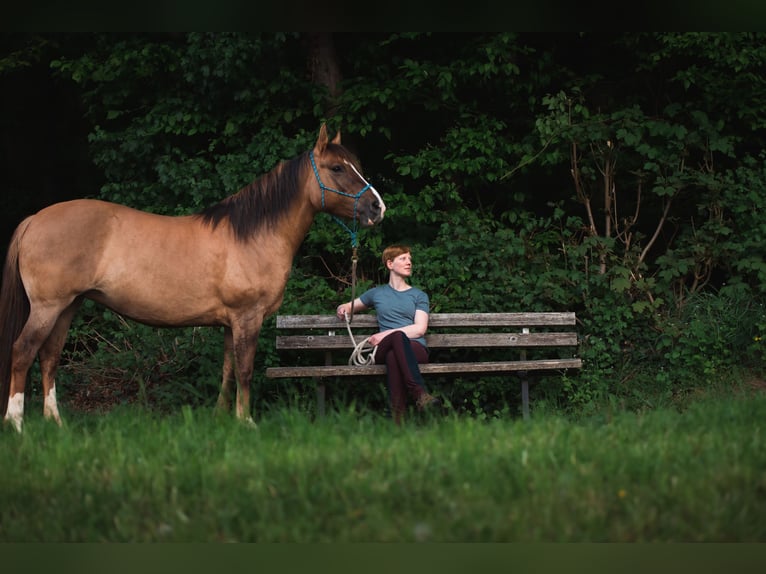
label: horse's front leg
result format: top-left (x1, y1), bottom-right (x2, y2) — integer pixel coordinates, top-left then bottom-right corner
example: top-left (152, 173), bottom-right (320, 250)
top-left (215, 328), bottom-right (236, 414)
top-left (232, 322), bottom-right (260, 427)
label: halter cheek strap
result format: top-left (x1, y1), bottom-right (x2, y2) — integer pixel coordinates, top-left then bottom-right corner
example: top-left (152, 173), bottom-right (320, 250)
top-left (310, 150), bottom-right (372, 247)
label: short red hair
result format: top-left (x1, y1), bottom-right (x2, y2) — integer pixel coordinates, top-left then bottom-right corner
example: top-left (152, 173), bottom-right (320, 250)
top-left (381, 244), bottom-right (411, 266)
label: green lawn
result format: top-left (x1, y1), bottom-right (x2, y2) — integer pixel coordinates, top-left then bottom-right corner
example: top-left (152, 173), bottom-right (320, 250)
top-left (1, 391), bottom-right (764, 542)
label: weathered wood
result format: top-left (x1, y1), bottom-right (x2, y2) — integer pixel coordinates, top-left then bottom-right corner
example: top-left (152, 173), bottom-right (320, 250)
top-left (268, 311), bottom-right (582, 420)
top-left (276, 332), bottom-right (578, 350)
top-left (276, 312), bottom-right (577, 329)
top-left (266, 358), bottom-right (582, 378)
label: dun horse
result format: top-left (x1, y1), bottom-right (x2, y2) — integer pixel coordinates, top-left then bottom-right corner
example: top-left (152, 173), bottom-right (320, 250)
top-left (0, 125), bottom-right (385, 432)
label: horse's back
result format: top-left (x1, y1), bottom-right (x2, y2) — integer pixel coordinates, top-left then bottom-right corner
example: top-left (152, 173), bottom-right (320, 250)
top-left (18, 198), bottom-right (255, 326)
top-left (24, 198), bottom-right (203, 252)
top-left (25, 199), bottom-right (156, 242)
top-left (29, 198), bottom-right (179, 231)
top-left (20, 199), bottom-right (125, 274)
top-left (19, 200), bottom-right (204, 303)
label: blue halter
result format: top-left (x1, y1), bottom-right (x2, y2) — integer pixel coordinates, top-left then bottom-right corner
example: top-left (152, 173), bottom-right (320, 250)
top-left (310, 150), bottom-right (371, 247)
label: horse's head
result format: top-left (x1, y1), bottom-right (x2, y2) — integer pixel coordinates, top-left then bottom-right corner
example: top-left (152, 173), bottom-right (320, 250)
top-left (310, 124), bottom-right (386, 227)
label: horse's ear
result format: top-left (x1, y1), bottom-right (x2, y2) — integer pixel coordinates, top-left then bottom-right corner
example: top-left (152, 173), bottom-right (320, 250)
top-left (316, 124), bottom-right (329, 153)
top-left (331, 129), bottom-right (341, 145)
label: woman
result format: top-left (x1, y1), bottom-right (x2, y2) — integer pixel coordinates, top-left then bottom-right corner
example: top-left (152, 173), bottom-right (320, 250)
top-left (336, 244), bottom-right (441, 423)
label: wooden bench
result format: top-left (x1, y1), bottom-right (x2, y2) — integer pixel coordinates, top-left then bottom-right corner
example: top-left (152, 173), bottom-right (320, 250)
top-left (265, 312), bottom-right (582, 419)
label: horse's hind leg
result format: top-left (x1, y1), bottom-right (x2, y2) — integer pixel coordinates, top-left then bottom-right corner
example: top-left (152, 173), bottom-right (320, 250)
top-left (5, 304), bottom-right (68, 432)
top-left (5, 334), bottom-right (38, 432)
top-left (215, 327), bottom-right (236, 414)
top-left (38, 300), bottom-right (81, 426)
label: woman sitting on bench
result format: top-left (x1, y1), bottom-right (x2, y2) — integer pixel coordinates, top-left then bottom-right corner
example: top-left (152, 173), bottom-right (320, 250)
top-left (335, 244), bottom-right (441, 424)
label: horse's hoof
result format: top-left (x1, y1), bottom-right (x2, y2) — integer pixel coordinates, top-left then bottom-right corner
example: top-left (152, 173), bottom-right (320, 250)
top-left (3, 417), bottom-right (23, 434)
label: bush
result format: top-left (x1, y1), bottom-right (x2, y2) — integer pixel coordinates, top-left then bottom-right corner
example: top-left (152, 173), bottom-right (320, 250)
top-left (658, 285), bottom-right (766, 385)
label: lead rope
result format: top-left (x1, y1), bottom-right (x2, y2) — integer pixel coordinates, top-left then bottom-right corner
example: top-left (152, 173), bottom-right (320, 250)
top-left (349, 246), bottom-right (358, 321)
top-left (344, 246), bottom-right (377, 365)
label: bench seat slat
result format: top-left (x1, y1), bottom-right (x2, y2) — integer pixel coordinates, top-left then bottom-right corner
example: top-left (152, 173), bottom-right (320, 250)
top-left (266, 358), bottom-right (582, 379)
top-left (276, 332), bottom-right (578, 350)
top-left (275, 312), bottom-right (577, 330)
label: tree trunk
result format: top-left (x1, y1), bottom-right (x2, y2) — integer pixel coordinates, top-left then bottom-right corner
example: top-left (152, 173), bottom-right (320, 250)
top-left (306, 33), bottom-right (343, 119)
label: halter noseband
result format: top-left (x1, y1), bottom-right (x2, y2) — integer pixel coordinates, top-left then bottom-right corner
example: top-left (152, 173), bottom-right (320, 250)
top-left (310, 150), bottom-right (372, 247)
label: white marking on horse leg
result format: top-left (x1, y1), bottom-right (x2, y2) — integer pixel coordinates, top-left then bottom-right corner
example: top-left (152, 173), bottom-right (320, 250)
top-left (234, 393), bottom-right (256, 427)
top-left (5, 393), bottom-right (24, 433)
top-left (44, 384), bottom-right (63, 426)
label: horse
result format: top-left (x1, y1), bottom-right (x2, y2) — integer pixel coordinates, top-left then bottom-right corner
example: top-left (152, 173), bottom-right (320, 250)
top-left (0, 124), bottom-right (385, 432)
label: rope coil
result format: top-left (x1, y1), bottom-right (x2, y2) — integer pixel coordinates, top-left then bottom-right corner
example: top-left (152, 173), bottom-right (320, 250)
top-left (344, 311), bottom-right (377, 366)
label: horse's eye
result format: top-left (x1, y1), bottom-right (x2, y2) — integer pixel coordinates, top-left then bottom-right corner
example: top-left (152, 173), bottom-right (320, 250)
top-left (331, 165), bottom-right (343, 173)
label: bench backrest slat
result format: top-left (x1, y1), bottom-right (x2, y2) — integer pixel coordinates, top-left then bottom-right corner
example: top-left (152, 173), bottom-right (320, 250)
top-left (275, 312), bottom-right (577, 330)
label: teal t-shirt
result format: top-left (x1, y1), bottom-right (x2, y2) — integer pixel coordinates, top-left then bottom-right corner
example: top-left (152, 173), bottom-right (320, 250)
top-left (359, 284), bottom-right (430, 347)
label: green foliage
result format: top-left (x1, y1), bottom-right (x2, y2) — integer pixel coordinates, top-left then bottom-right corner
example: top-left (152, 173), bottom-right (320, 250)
top-left (51, 33), bottom-right (312, 214)
top-left (658, 286), bottom-right (766, 384)
top-left (21, 32), bottom-right (766, 417)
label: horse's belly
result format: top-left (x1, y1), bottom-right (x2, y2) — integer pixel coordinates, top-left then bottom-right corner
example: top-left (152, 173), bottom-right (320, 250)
top-left (89, 286), bottom-right (224, 327)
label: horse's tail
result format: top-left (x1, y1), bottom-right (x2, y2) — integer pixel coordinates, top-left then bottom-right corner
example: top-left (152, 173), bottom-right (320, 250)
top-left (0, 218), bottom-right (32, 417)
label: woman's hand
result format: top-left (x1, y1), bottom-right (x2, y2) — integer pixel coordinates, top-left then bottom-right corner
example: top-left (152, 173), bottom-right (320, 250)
top-left (368, 330), bottom-right (397, 346)
top-left (367, 331), bottom-right (384, 346)
top-left (336, 303), bottom-right (350, 320)
top-left (336, 298), bottom-right (368, 320)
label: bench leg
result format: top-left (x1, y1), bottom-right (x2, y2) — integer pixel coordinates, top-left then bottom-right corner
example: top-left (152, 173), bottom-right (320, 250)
top-left (521, 378), bottom-right (530, 421)
top-left (315, 380), bottom-right (326, 418)
top-left (520, 332), bottom-right (530, 421)
top-left (316, 349), bottom-right (333, 418)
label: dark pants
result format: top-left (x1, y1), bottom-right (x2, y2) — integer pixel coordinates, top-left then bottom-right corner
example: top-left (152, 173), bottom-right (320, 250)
top-left (374, 331), bottom-right (429, 424)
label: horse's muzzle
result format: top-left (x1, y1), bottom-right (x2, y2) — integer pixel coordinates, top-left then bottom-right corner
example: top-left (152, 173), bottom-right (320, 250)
top-left (360, 187), bottom-right (386, 227)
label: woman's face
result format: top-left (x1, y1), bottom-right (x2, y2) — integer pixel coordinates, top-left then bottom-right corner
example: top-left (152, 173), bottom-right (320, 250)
top-left (388, 252), bottom-right (412, 276)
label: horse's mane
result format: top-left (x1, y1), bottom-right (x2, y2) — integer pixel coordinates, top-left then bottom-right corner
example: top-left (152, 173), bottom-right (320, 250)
top-left (195, 151), bottom-right (310, 241)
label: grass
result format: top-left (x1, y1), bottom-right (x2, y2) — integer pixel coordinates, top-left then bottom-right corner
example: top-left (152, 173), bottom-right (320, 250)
top-left (0, 391), bottom-right (764, 542)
